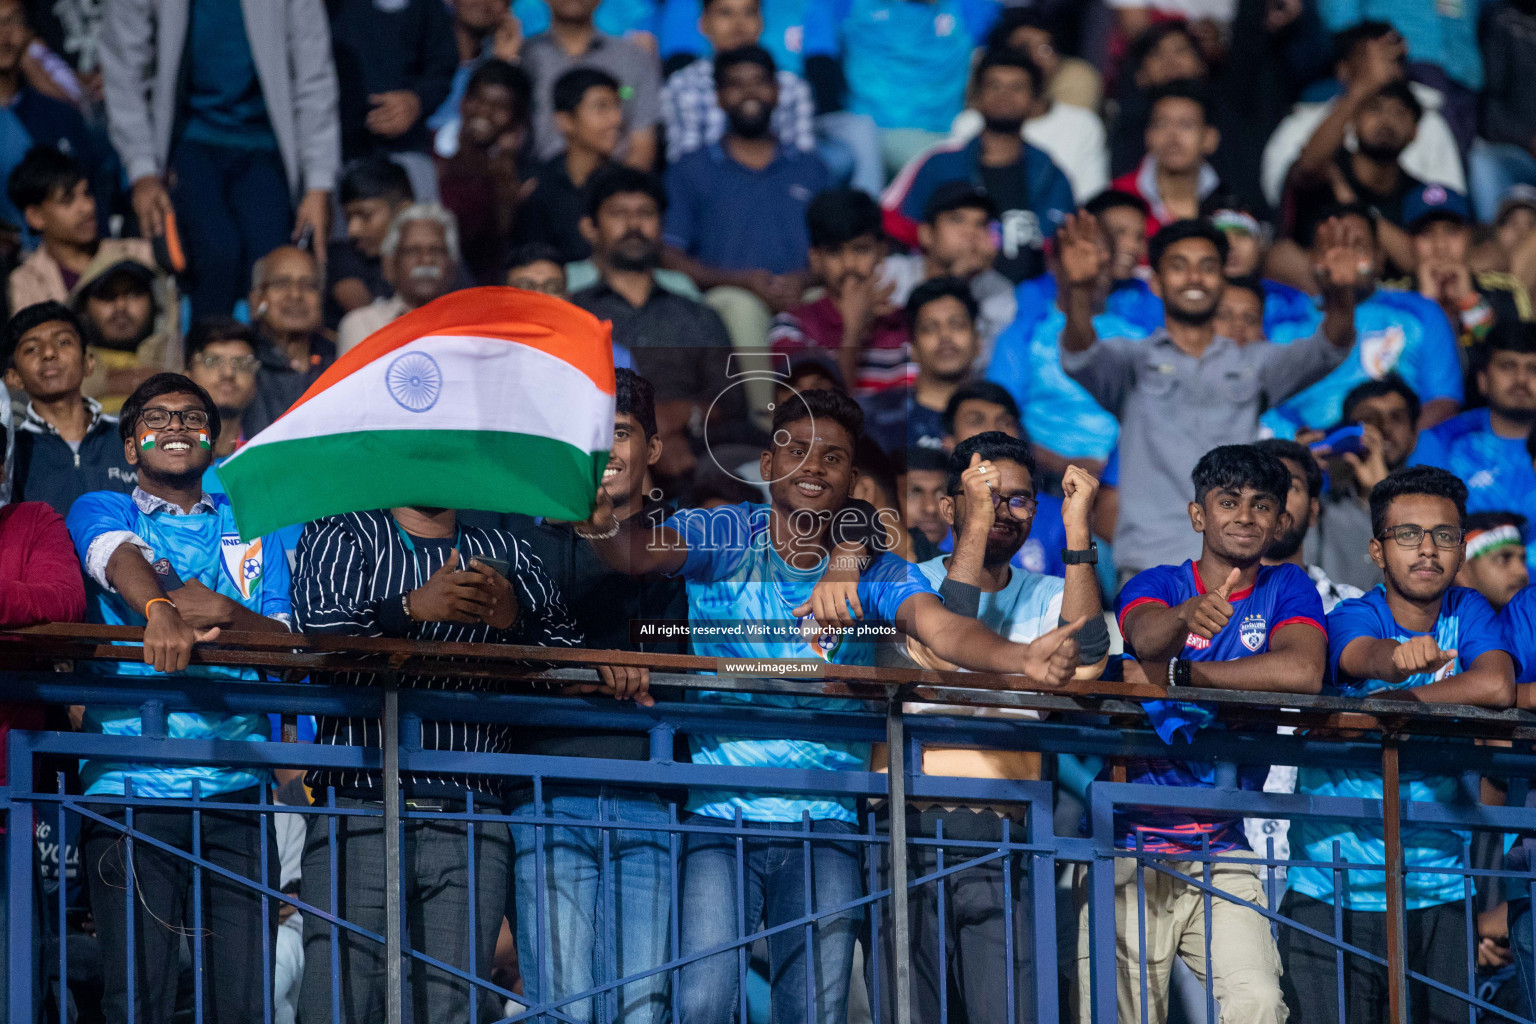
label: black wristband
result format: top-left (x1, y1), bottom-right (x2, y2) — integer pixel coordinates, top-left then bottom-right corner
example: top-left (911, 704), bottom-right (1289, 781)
top-left (1174, 658), bottom-right (1192, 688)
top-left (1061, 543), bottom-right (1099, 565)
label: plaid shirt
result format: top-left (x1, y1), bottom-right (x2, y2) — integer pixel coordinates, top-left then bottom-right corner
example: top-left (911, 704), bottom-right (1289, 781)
top-left (661, 57), bottom-right (815, 162)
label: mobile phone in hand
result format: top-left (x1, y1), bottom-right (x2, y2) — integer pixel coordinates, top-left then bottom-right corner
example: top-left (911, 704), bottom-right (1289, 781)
top-left (473, 557), bottom-right (511, 578)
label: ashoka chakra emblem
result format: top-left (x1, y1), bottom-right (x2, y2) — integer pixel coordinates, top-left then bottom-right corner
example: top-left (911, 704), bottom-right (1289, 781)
top-left (386, 352), bottom-right (442, 412)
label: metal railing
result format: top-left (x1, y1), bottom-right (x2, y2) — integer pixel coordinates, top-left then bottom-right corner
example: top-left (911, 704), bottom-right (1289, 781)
top-left (3, 624), bottom-right (1536, 1024)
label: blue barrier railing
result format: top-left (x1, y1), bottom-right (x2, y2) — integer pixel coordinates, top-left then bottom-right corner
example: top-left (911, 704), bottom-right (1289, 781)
top-left (5, 625), bottom-right (1536, 1024)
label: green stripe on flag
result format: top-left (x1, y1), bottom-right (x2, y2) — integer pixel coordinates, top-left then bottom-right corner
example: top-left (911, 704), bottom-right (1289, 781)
top-left (219, 429), bottom-right (609, 541)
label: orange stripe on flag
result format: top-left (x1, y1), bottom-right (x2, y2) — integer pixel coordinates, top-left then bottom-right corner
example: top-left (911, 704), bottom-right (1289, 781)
top-left (286, 287), bottom-right (617, 417)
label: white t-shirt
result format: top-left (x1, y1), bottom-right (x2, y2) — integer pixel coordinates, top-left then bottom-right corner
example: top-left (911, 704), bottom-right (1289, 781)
top-left (901, 555), bottom-right (1065, 720)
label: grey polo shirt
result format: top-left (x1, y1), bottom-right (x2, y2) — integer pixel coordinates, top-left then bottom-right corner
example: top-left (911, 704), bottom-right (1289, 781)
top-left (523, 31), bottom-right (662, 163)
top-left (1063, 328), bottom-right (1349, 574)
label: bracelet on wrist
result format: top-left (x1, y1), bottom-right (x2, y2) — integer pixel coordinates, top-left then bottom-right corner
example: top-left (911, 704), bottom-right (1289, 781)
top-left (144, 596), bottom-right (174, 618)
top-left (402, 591), bottom-right (415, 623)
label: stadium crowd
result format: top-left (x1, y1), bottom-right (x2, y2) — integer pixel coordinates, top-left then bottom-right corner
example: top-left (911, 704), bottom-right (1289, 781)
top-left (9, 0), bottom-right (1536, 1022)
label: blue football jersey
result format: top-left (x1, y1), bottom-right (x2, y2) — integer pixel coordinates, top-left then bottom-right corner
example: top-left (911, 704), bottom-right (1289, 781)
top-left (1113, 560), bottom-right (1325, 852)
top-left (65, 490), bottom-right (292, 799)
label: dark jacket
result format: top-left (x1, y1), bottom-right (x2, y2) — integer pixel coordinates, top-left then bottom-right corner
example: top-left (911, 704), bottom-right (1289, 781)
top-left (328, 0), bottom-right (457, 159)
top-left (248, 332), bottom-right (337, 435)
top-left (12, 399), bottom-right (137, 516)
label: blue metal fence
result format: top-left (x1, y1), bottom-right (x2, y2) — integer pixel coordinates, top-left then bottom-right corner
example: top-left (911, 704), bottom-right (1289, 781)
top-left (5, 627), bottom-right (1536, 1024)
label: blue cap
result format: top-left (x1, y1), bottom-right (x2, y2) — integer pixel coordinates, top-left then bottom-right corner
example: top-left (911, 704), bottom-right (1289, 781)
top-left (1404, 183), bottom-right (1470, 232)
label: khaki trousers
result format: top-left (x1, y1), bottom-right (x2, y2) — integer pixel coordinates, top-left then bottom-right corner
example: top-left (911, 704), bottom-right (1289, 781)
top-left (1075, 852), bottom-right (1287, 1024)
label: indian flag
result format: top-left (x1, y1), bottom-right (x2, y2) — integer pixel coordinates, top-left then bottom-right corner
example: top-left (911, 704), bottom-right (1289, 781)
top-left (220, 287), bottom-right (615, 541)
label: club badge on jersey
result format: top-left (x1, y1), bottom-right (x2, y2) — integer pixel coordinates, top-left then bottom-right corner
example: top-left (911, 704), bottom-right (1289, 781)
top-left (1240, 614), bottom-right (1267, 652)
top-left (796, 615), bottom-right (843, 661)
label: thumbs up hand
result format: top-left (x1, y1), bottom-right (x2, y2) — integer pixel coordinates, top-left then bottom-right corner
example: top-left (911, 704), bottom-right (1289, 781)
top-left (1182, 566), bottom-right (1242, 641)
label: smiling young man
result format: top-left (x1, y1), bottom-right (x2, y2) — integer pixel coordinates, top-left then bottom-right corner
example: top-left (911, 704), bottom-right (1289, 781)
top-left (1059, 214), bottom-right (1360, 581)
top-left (1283, 466), bottom-right (1519, 1024)
top-left (581, 387), bottom-right (1082, 1024)
top-left (880, 435), bottom-right (1106, 1023)
top-left (64, 373), bottom-right (294, 1024)
top-left (495, 368), bottom-right (687, 1023)
top-left (1096, 444), bottom-right (1329, 1024)
top-left (3, 300), bottom-right (136, 514)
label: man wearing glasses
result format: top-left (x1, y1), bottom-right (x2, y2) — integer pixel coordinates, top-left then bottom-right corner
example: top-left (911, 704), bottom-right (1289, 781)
top-left (64, 373), bottom-right (294, 1024)
top-left (1282, 465), bottom-right (1520, 1022)
top-left (246, 245), bottom-right (336, 435)
top-left (877, 430), bottom-right (1106, 1022)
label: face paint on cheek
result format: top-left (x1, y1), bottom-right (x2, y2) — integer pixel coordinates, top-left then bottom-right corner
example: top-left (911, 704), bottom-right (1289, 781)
top-left (198, 431), bottom-right (211, 450)
top-left (138, 431), bottom-right (156, 451)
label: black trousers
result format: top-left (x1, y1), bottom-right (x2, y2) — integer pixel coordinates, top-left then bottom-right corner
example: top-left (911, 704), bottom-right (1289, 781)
top-left (1278, 891), bottom-right (1470, 1024)
top-left (82, 787), bottom-right (277, 1024)
top-left (873, 807), bottom-right (1035, 1024)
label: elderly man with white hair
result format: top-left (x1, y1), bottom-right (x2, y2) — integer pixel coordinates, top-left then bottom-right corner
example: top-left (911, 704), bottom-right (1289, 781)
top-left (337, 203), bottom-right (461, 353)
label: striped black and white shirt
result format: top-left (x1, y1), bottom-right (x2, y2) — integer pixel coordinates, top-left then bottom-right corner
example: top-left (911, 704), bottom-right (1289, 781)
top-left (293, 510), bottom-right (583, 800)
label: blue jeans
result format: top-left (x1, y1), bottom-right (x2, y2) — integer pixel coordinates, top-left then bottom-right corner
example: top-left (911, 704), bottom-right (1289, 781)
top-left (510, 787), bottom-right (672, 1024)
top-left (814, 112), bottom-right (884, 197)
top-left (169, 138), bottom-right (293, 318)
top-left (1512, 896), bottom-right (1536, 1017)
top-left (678, 815), bottom-right (863, 1024)
top-left (1469, 139), bottom-right (1536, 224)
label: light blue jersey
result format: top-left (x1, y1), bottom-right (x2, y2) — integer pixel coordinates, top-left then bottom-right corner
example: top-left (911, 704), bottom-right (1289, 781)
top-left (667, 502), bottom-right (934, 823)
top-left (803, 0), bottom-right (999, 133)
top-left (988, 304), bottom-right (1149, 460)
top-left (1289, 587), bottom-right (1516, 910)
top-left (65, 489), bottom-right (292, 799)
top-left (1262, 290), bottom-right (1462, 438)
top-left (915, 556), bottom-right (1062, 642)
top-left (1410, 408), bottom-right (1536, 570)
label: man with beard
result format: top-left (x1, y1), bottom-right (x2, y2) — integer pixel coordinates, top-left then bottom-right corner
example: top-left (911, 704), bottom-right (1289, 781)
top-left (1285, 79), bottom-right (1425, 277)
top-left (570, 166), bottom-right (736, 482)
top-left (246, 246), bottom-right (335, 435)
top-left (578, 386), bottom-right (1084, 1024)
top-left (876, 436), bottom-right (1105, 1023)
top-left (1413, 323), bottom-right (1536, 536)
top-left (1283, 466), bottom-right (1519, 1024)
top-left (1059, 215), bottom-right (1360, 584)
top-left (1098, 445), bottom-right (1329, 1024)
top-left (337, 203), bottom-right (461, 353)
top-left (663, 45), bottom-right (827, 352)
top-left (883, 49), bottom-right (1074, 284)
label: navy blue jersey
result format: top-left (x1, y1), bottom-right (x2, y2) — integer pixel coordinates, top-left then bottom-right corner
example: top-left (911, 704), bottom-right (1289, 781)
top-left (1113, 560), bottom-right (1326, 852)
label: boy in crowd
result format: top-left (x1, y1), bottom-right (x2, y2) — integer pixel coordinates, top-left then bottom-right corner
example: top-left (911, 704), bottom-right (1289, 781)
top-left (906, 277), bottom-right (980, 453)
top-left (503, 368), bottom-right (685, 1023)
top-left (327, 157), bottom-right (414, 325)
top-left (579, 387), bottom-right (1083, 1023)
top-left (905, 445), bottom-right (951, 560)
top-left (1111, 80), bottom-right (1222, 237)
top-left (1283, 466), bottom-right (1519, 1023)
top-left (515, 67), bottom-right (624, 265)
top-left (1313, 375), bottom-right (1424, 593)
top-left (6, 146), bottom-right (161, 314)
top-left (770, 189), bottom-right (908, 451)
top-left (3, 300), bottom-right (135, 514)
top-left (878, 435), bottom-right (1105, 1022)
top-left (66, 373), bottom-right (294, 1024)
top-left (1214, 276), bottom-right (1266, 346)
top-left (1454, 512), bottom-right (1529, 613)
top-left (882, 182), bottom-right (1017, 354)
top-left (1096, 444), bottom-right (1329, 1024)
top-left (505, 242), bottom-right (568, 296)
top-left (435, 59), bottom-right (531, 284)
top-left (1404, 185), bottom-right (1530, 351)
top-left (70, 252), bottom-right (179, 411)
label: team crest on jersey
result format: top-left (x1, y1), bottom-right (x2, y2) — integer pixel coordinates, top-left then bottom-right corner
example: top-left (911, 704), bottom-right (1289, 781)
top-left (220, 535), bottom-right (263, 600)
top-left (1360, 326), bottom-right (1407, 378)
top-left (1184, 633), bottom-right (1211, 650)
top-left (1240, 614), bottom-right (1267, 652)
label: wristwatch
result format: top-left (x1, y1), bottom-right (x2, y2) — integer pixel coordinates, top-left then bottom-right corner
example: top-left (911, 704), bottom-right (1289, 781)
top-left (1061, 543), bottom-right (1099, 565)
